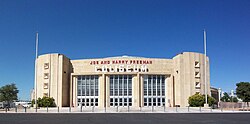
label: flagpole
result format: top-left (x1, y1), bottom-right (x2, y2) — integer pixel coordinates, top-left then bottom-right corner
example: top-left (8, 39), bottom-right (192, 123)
top-left (204, 30), bottom-right (208, 106)
top-left (35, 32), bottom-right (39, 112)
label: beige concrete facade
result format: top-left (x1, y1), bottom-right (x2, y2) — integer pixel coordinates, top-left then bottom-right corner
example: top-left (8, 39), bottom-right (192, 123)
top-left (33, 52), bottom-right (211, 107)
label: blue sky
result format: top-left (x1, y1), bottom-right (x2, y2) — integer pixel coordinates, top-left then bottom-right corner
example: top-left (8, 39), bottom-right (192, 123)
top-left (0, 0), bottom-right (249, 100)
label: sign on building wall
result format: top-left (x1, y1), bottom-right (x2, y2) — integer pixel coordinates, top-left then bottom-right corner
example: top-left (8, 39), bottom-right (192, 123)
top-left (90, 60), bottom-right (152, 73)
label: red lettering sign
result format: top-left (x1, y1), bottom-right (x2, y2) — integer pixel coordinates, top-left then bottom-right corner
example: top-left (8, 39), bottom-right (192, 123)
top-left (91, 60), bottom-right (152, 65)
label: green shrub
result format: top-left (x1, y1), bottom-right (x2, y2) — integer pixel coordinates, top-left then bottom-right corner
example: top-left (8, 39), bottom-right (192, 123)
top-left (188, 93), bottom-right (216, 107)
top-left (32, 97), bottom-right (56, 107)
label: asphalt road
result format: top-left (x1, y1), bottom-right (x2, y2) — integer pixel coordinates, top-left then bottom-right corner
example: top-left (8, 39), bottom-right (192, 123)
top-left (0, 113), bottom-right (249, 124)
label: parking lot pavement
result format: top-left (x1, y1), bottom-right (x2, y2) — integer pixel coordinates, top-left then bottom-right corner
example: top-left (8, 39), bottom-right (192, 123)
top-left (0, 113), bottom-right (249, 124)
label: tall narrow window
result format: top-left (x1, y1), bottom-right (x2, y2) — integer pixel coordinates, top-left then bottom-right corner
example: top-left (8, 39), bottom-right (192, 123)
top-left (77, 75), bottom-right (99, 107)
top-left (110, 75), bottom-right (133, 107)
top-left (143, 75), bottom-right (166, 107)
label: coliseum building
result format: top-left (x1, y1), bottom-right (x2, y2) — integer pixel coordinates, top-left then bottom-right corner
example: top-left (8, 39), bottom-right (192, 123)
top-left (33, 52), bottom-right (211, 108)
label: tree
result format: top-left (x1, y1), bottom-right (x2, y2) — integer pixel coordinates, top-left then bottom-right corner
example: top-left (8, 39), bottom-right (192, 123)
top-left (207, 95), bottom-right (216, 106)
top-left (221, 92), bottom-right (238, 103)
top-left (221, 92), bottom-right (231, 102)
top-left (236, 82), bottom-right (250, 106)
top-left (0, 83), bottom-right (19, 108)
top-left (37, 97), bottom-right (42, 107)
top-left (231, 97), bottom-right (238, 103)
top-left (188, 93), bottom-right (216, 107)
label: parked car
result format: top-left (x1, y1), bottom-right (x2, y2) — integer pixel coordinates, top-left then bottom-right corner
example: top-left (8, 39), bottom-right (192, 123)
top-left (22, 103), bottom-right (31, 108)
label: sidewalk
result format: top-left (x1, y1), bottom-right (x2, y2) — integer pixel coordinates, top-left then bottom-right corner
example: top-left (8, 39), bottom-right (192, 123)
top-left (1, 107), bottom-right (250, 113)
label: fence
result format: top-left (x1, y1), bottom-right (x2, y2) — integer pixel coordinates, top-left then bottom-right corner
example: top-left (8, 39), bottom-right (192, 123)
top-left (219, 102), bottom-right (250, 111)
top-left (1, 105), bottom-right (250, 113)
top-left (219, 102), bottom-right (243, 108)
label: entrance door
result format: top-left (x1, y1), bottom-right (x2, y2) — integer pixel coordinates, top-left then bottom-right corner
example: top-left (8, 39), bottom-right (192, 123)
top-left (109, 75), bottom-right (132, 107)
top-left (77, 75), bottom-right (99, 107)
top-left (143, 75), bottom-right (166, 107)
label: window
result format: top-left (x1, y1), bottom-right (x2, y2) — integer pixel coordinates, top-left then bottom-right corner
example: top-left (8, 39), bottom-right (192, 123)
top-left (43, 93), bottom-right (48, 97)
top-left (110, 75), bottom-right (133, 107)
top-left (44, 73), bottom-right (49, 79)
top-left (195, 72), bottom-right (200, 78)
top-left (144, 75), bottom-right (166, 107)
top-left (195, 82), bottom-right (200, 89)
top-left (44, 63), bottom-right (49, 69)
top-left (43, 83), bottom-right (48, 89)
top-left (77, 75), bottom-right (99, 107)
top-left (195, 61), bottom-right (200, 68)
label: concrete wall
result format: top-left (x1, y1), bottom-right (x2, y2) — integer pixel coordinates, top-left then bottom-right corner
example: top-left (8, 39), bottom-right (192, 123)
top-left (35, 53), bottom-right (71, 107)
top-left (173, 52), bottom-right (211, 107)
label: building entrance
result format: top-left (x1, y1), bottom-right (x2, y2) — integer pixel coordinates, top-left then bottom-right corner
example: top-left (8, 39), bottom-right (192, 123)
top-left (77, 75), bottom-right (99, 107)
top-left (143, 75), bottom-right (166, 107)
top-left (110, 75), bottom-right (132, 107)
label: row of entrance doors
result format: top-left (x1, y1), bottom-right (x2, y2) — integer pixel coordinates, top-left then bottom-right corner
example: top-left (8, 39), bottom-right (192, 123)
top-left (77, 75), bottom-right (166, 107)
